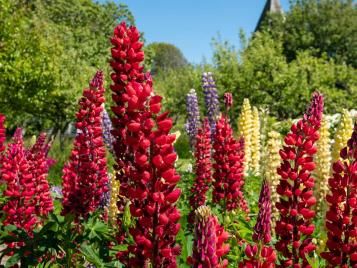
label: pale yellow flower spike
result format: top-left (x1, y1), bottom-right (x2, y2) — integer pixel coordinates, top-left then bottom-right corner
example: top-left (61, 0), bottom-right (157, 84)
top-left (108, 174), bottom-right (121, 225)
top-left (264, 130), bottom-right (281, 231)
top-left (315, 116), bottom-right (331, 214)
top-left (238, 98), bottom-right (252, 173)
top-left (331, 109), bottom-right (353, 162)
top-left (251, 106), bottom-right (261, 175)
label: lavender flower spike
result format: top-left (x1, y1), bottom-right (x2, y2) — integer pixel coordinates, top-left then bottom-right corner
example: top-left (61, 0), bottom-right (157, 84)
top-left (253, 179), bottom-right (272, 243)
top-left (102, 108), bottom-right (115, 153)
top-left (185, 88), bottom-right (200, 148)
top-left (202, 72), bottom-right (220, 134)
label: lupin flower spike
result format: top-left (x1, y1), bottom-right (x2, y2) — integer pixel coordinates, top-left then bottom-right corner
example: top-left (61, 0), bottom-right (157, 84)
top-left (0, 113), bottom-right (5, 155)
top-left (238, 98), bottom-right (253, 174)
top-left (189, 118), bottom-right (212, 220)
top-left (224, 92), bottom-right (233, 110)
top-left (61, 71), bottom-right (109, 218)
top-left (202, 72), bottom-right (220, 134)
top-left (188, 206), bottom-right (230, 268)
top-left (102, 108), bottom-right (115, 153)
top-left (2, 129), bottom-right (53, 234)
top-left (315, 116), bottom-right (331, 215)
top-left (321, 121), bottom-right (357, 267)
top-left (108, 173), bottom-right (120, 225)
top-left (212, 115), bottom-right (247, 212)
top-left (110, 22), bottom-right (181, 267)
top-left (264, 130), bottom-right (282, 231)
top-left (331, 109), bottom-right (353, 163)
top-left (185, 88), bottom-right (200, 148)
top-left (275, 92), bottom-right (324, 267)
top-left (251, 106), bottom-right (261, 175)
top-left (239, 180), bottom-right (276, 267)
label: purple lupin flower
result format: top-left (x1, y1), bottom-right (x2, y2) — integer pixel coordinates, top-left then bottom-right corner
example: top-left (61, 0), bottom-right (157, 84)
top-left (202, 72), bottom-right (220, 134)
top-left (253, 179), bottom-right (272, 243)
top-left (185, 88), bottom-right (200, 148)
top-left (102, 108), bottom-right (115, 153)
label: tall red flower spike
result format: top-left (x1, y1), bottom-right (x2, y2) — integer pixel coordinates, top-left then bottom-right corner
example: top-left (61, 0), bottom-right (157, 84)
top-left (275, 92), bottom-right (324, 267)
top-left (110, 22), bottom-right (181, 267)
top-left (62, 71), bottom-right (109, 218)
top-left (321, 121), bottom-right (357, 267)
top-left (0, 113), bottom-right (5, 155)
top-left (189, 118), bottom-right (212, 220)
top-left (239, 180), bottom-right (276, 267)
top-left (26, 133), bottom-right (54, 217)
top-left (2, 129), bottom-right (53, 234)
top-left (212, 115), bottom-right (246, 212)
top-left (188, 206), bottom-right (230, 268)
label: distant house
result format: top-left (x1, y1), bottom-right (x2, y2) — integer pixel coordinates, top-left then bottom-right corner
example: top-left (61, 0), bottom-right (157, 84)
top-left (254, 0), bottom-right (283, 32)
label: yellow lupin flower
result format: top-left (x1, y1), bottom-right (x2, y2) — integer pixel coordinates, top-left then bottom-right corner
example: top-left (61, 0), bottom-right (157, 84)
top-left (315, 116), bottom-right (331, 214)
top-left (108, 174), bottom-right (120, 225)
top-left (264, 130), bottom-right (281, 230)
top-left (331, 109), bottom-right (353, 162)
top-left (251, 106), bottom-right (261, 175)
top-left (238, 98), bottom-right (252, 173)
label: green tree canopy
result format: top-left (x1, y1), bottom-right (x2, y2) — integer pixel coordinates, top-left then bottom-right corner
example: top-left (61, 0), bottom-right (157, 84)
top-left (145, 42), bottom-right (189, 75)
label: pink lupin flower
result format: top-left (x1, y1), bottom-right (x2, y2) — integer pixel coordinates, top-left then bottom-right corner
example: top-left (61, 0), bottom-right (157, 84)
top-left (0, 113), bottom-right (5, 155)
top-left (110, 22), bottom-right (181, 267)
top-left (189, 118), bottom-right (212, 220)
top-left (321, 121), bottom-right (357, 267)
top-left (275, 92), bottom-right (324, 267)
top-left (239, 180), bottom-right (276, 267)
top-left (188, 206), bottom-right (230, 268)
top-left (61, 71), bottom-right (109, 218)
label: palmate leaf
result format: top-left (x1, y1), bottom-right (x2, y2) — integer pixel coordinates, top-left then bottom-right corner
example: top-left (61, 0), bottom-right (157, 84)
top-left (5, 252), bottom-right (21, 268)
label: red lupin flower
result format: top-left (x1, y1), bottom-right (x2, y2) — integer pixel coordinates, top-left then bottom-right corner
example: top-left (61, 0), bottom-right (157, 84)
top-left (189, 118), bottom-right (212, 220)
top-left (321, 121), bottom-right (357, 267)
top-left (0, 113), bottom-right (5, 155)
top-left (212, 115), bottom-right (247, 212)
top-left (110, 22), bottom-right (181, 267)
top-left (275, 92), bottom-right (324, 267)
top-left (61, 71), bottom-right (109, 218)
top-left (2, 129), bottom-right (52, 234)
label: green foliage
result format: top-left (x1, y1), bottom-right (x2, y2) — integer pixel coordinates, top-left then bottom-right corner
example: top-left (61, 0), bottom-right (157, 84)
top-left (263, 0), bottom-right (357, 67)
top-left (0, 212), bottom-right (121, 267)
top-left (0, 0), bottom-right (134, 133)
top-left (146, 42), bottom-right (189, 74)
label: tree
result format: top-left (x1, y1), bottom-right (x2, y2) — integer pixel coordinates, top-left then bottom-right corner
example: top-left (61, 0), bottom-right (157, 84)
top-left (145, 42), bottom-right (188, 74)
top-left (262, 0), bottom-right (357, 67)
top-left (0, 0), bottom-right (135, 135)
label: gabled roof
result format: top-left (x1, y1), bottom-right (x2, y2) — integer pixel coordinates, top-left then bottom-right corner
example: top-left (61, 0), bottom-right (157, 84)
top-left (255, 0), bottom-right (283, 32)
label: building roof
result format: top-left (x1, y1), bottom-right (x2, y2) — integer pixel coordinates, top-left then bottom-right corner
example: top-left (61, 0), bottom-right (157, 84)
top-left (255, 0), bottom-right (283, 32)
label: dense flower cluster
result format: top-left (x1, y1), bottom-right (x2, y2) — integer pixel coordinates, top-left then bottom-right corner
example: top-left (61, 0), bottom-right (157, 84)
top-left (251, 106), bottom-right (261, 175)
top-left (212, 115), bottom-right (246, 211)
top-left (110, 22), bottom-right (181, 267)
top-left (275, 92), bottom-right (324, 266)
top-left (2, 129), bottom-right (53, 233)
top-left (108, 172), bottom-right (120, 225)
top-left (189, 119), bottom-right (212, 218)
top-left (188, 206), bottom-right (230, 268)
top-left (264, 130), bottom-right (282, 231)
top-left (185, 88), bottom-right (200, 148)
top-left (202, 72), bottom-right (219, 134)
top-left (102, 108), bottom-right (115, 153)
top-left (321, 122), bottom-right (357, 267)
top-left (332, 109), bottom-right (353, 162)
top-left (62, 71), bottom-right (109, 218)
top-left (224, 92), bottom-right (233, 110)
top-left (238, 98), bottom-right (252, 174)
top-left (0, 113), bottom-right (5, 155)
top-left (315, 116), bottom-right (331, 214)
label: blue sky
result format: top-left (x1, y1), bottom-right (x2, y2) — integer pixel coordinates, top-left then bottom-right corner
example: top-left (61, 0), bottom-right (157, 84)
top-left (114, 1), bottom-right (290, 63)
